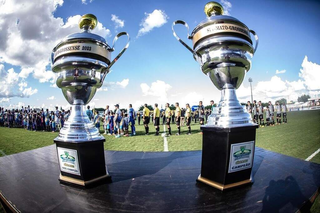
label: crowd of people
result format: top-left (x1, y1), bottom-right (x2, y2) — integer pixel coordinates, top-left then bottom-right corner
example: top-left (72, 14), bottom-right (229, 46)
top-left (246, 100), bottom-right (288, 127)
top-left (0, 106), bottom-right (70, 132)
top-left (0, 99), bottom-right (288, 136)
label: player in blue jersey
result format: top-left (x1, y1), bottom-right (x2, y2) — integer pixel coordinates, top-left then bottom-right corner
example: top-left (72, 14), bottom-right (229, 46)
top-left (128, 104), bottom-right (136, 136)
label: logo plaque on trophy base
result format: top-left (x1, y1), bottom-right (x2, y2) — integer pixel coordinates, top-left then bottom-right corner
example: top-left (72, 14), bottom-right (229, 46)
top-left (51, 14), bottom-right (129, 187)
top-left (172, 2), bottom-right (259, 190)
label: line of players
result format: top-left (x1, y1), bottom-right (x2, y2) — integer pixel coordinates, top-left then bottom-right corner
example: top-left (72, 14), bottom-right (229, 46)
top-left (140, 100), bottom-right (211, 136)
top-left (246, 101), bottom-right (288, 127)
top-left (141, 102), bottom-right (194, 136)
top-left (99, 102), bottom-right (195, 138)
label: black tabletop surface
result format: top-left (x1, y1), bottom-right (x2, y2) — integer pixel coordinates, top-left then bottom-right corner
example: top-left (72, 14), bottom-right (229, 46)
top-left (0, 145), bottom-right (319, 213)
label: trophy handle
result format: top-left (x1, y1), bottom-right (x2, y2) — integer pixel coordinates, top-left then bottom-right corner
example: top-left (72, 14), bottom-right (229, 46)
top-left (101, 32), bottom-right (130, 83)
top-left (172, 20), bottom-right (194, 54)
top-left (250, 30), bottom-right (259, 54)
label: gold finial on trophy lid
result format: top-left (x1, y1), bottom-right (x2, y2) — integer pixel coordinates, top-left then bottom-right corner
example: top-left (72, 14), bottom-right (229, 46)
top-left (204, 2), bottom-right (224, 17)
top-left (79, 14), bottom-right (97, 30)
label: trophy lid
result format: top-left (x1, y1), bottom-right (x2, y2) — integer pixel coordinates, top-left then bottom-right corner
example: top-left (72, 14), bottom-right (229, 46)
top-left (53, 14), bottom-right (110, 51)
top-left (191, 2), bottom-right (252, 47)
top-left (52, 14), bottom-right (111, 65)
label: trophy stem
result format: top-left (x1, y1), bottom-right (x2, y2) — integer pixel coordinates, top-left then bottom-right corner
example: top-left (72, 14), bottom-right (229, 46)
top-left (55, 101), bottom-right (104, 142)
top-left (207, 84), bottom-right (254, 128)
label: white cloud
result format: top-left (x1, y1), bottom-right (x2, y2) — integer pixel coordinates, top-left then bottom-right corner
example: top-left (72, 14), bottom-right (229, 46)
top-left (0, 65), bottom-right (38, 98)
top-left (238, 75), bottom-right (308, 103)
top-left (18, 81), bottom-right (27, 91)
top-left (98, 78), bottom-right (129, 92)
top-left (180, 92), bottom-right (204, 106)
top-left (0, 98), bottom-right (10, 103)
top-left (19, 67), bottom-right (33, 78)
top-left (47, 96), bottom-right (55, 100)
top-left (111, 14), bottom-right (124, 29)
top-left (116, 79), bottom-right (129, 88)
top-left (137, 9), bottom-right (168, 37)
top-left (81, 0), bottom-right (93, 4)
top-left (276, 69), bottom-right (286, 74)
top-left (22, 87), bottom-right (38, 97)
top-left (0, 0), bottom-right (110, 84)
top-left (299, 56), bottom-right (320, 91)
top-left (140, 80), bottom-right (172, 102)
top-left (220, 0), bottom-right (232, 16)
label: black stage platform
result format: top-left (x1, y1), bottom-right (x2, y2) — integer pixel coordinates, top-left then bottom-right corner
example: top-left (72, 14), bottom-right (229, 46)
top-left (0, 145), bottom-right (319, 212)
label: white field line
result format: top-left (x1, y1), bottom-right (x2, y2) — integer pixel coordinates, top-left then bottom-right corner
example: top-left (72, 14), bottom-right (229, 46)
top-left (162, 124), bottom-right (169, 152)
top-left (0, 150), bottom-right (6, 156)
top-left (305, 148), bottom-right (320, 161)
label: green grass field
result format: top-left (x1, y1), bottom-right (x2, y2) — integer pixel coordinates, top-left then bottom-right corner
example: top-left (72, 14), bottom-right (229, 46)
top-left (1, 110), bottom-right (318, 163)
top-left (0, 110), bottom-right (319, 212)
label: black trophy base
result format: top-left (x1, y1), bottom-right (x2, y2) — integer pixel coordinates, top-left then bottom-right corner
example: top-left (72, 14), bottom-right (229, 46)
top-left (199, 124), bottom-right (258, 190)
top-left (54, 138), bottom-right (111, 188)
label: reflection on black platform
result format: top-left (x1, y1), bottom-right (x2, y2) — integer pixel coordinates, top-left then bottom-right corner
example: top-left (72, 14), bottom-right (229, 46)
top-left (107, 152), bottom-right (194, 182)
top-left (262, 176), bottom-right (311, 213)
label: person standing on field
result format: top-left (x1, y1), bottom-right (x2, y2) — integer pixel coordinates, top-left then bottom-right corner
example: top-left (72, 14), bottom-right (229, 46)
top-left (128, 104), bottom-right (136, 136)
top-left (143, 104), bottom-right (150, 135)
top-left (185, 103), bottom-right (192, 135)
top-left (258, 101), bottom-right (265, 127)
top-left (268, 101), bottom-right (275, 126)
top-left (252, 100), bottom-right (258, 124)
top-left (275, 101), bottom-right (282, 125)
top-left (282, 103), bottom-right (288, 123)
top-left (246, 101), bottom-right (252, 114)
top-left (104, 105), bottom-right (110, 117)
top-left (175, 102), bottom-right (181, 135)
top-left (198, 101), bottom-right (205, 125)
top-left (153, 103), bottom-right (160, 136)
top-left (165, 103), bottom-right (172, 136)
top-left (114, 104), bottom-right (121, 138)
top-left (94, 110), bottom-right (101, 132)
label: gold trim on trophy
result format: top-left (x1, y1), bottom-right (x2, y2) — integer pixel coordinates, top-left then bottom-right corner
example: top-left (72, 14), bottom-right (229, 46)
top-left (53, 43), bottom-right (111, 62)
top-left (192, 23), bottom-right (251, 47)
top-left (197, 175), bottom-right (252, 190)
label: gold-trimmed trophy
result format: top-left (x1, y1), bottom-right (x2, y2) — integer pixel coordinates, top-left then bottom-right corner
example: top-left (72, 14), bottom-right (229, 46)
top-left (172, 2), bottom-right (259, 190)
top-left (51, 14), bottom-right (129, 187)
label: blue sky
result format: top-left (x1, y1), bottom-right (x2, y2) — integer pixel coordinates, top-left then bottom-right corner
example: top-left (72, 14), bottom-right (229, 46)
top-left (0, 0), bottom-right (319, 110)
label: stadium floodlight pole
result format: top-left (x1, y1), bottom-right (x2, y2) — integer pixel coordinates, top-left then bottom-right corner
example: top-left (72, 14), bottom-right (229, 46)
top-left (249, 77), bottom-right (253, 115)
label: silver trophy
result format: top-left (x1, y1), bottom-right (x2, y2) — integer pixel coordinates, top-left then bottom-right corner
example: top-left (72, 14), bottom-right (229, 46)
top-left (172, 2), bottom-right (258, 127)
top-left (51, 14), bottom-right (129, 186)
top-left (52, 14), bottom-right (129, 142)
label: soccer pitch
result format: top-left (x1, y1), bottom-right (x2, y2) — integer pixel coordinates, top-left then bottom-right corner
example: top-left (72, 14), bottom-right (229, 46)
top-left (0, 110), bottom-right (319, 164)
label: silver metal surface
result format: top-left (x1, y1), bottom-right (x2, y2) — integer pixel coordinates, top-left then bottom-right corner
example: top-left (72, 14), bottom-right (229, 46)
top-left (58, 103), bottom-right (104, 141)
top-left (51, 15), bottom-right (130, 142)
top-left (172, 2), bottom-right (258, 128)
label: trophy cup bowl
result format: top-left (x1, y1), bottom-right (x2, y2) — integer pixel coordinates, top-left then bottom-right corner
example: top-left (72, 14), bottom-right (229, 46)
top-left (172, 2), bottom-right (258, 127)
top-left (52, 14), bottom-right (129, 141)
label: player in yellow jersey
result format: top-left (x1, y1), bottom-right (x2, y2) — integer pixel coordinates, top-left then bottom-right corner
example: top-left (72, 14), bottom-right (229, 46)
top-left (153, 103), bottom-right (160, 136)
top-left (165, 103), bottom-right (172, 136)
top-left (175, 102), bottom-right (181, 135)
top-left (143, 104), bottom-right (150, 135)
top-left (185, 103), bottom-right (192, 135)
